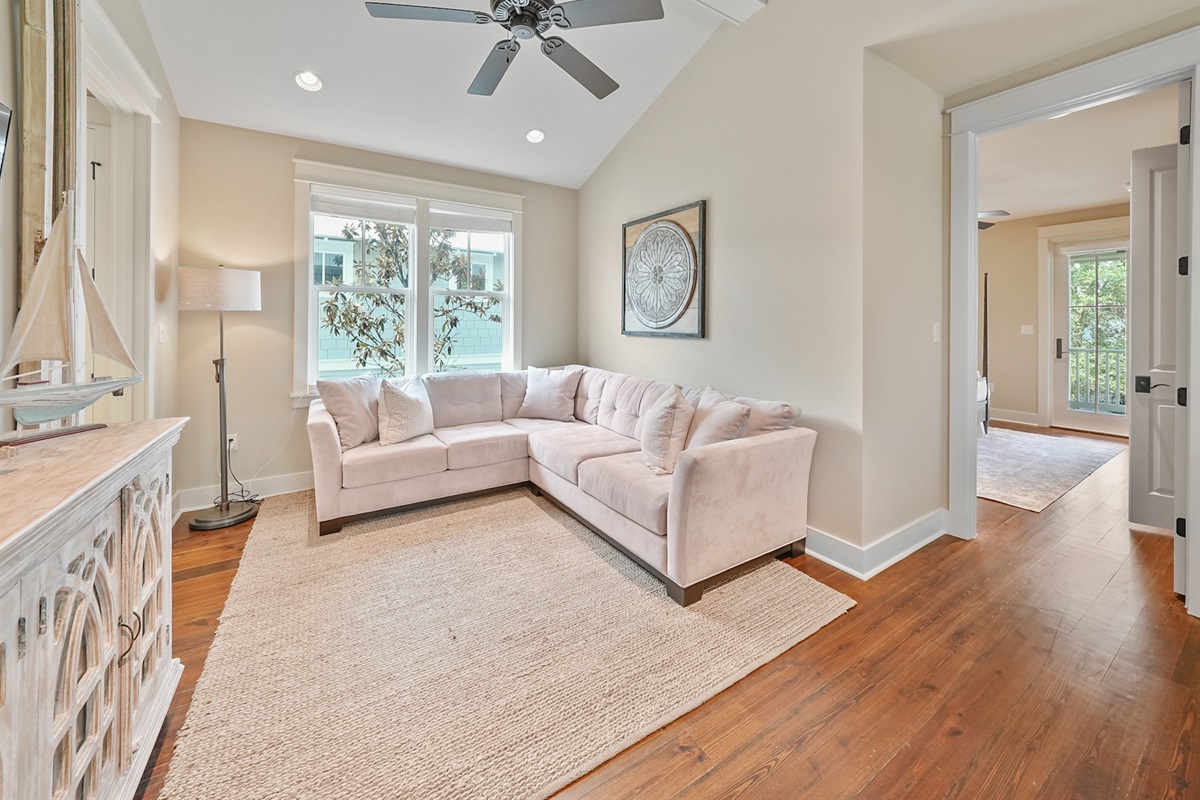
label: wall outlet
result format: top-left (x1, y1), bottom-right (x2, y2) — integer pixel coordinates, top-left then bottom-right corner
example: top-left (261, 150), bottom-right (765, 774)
top-left (226, 434), bottom-right (238, 452)
top-left (1020, 325), bottom-right (1034, 335)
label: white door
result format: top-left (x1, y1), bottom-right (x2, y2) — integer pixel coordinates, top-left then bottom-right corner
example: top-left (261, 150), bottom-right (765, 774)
top-left (1128, 144), bottom-right (1179, 532)
top-left (1052, 240), bottom-right (1131, 436)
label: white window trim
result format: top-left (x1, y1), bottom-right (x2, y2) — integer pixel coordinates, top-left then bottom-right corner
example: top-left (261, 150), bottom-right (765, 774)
top-left (292, 161), bottom-right (524, 404)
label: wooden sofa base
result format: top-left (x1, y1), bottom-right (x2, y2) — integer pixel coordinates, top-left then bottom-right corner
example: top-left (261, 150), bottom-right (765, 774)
top-left (531, 485), bottom-right (806, 607)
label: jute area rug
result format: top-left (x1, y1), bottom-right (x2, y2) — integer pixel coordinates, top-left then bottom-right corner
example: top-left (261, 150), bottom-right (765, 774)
top-left (163, 489), bottom-right (854, 800)
top-left (977, 427), bottom-right (1125, 512)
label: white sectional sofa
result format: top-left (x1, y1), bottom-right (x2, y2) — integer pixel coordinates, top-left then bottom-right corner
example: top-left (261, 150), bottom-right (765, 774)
top-left (306, 366), bottom-right (816, 606)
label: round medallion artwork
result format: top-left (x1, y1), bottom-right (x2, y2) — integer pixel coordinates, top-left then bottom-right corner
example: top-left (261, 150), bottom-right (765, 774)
top-left (627, 220), bottom-right (697, 329)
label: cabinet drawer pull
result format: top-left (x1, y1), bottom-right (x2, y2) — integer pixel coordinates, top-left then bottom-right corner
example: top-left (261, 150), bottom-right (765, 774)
top-left (119, 620), bottom-right (136, 660)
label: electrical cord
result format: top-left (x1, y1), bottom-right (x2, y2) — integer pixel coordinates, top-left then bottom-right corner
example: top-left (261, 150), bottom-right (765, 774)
top-left (209, 404), bottom-right (301, 506)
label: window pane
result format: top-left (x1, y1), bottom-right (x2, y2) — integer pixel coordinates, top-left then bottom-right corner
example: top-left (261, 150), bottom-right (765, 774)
top-left (1095, 252), bottom-right (1127, 306)
top-left (1068, 255), bottom-right (1096, 307)
top-left (317, 290), bottom-right (407, 378)
top-left (1069, 307), bottom-right (1095, 350)
top-left (314, 214), bottom-right (410, 289)
top-left (1096, 305), bottom-right (1126, 351)
top-left (433, 295), bottom-right (503, 372)
top-left (429, 229), bottom-right (508, 292)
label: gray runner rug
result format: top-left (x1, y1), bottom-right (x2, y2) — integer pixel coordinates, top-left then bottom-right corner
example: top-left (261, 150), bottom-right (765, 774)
top-left (162, 489), bottom-right (854, 800)
top-left (977, 427), bottom-right (1125, 512)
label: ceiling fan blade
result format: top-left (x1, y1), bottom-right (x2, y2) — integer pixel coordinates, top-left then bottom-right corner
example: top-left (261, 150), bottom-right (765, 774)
top-left (366, 2), bottom-right (492, 24)
top-left (468, 39), bottom-right (521, 96)
top-left (549, 0), bottom-right (664, 29)
top-left (540, 36), bottom-right (618, 99)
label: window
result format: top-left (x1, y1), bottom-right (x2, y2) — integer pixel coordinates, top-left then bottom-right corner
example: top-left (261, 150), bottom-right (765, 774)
top-left (1067, 248), bottom-right (1128, 415)
top-left (293, 163), bottom-right (522, 395)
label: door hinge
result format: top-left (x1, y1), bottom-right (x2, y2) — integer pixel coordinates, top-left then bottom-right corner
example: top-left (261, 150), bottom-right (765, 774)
top-left (1180, 387), bottom-right (1188, 407)
top-left (38, 596), bottom-right (48, 634)
top-left (1183, 256), bottom-right (1190, 276)
top-left (1182, 125), bottom-right (1191, 146)
top-left (17, 617), bottom-right (26, 659)
top-left (1178, 518), bottom-right (1187, 539)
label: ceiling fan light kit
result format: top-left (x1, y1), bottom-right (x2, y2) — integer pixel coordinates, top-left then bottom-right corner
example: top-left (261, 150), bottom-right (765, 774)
top-left (366, 0), bottom-right (665, 98)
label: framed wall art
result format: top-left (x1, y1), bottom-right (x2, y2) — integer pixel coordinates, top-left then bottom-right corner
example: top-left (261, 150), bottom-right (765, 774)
top-left (621, 200), bottom-right (706, 338)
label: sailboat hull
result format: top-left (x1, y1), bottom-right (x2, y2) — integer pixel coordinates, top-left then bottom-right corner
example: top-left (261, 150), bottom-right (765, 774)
top-left (1, 375), bottom-right (143, 425)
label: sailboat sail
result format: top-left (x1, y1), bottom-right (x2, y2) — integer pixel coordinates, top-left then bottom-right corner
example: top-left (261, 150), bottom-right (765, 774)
top-left (0, 199), bottom-right (73, 377)
top-left (78, 251), bottom-right (137, 371)
top-left (0, 192), bottom-right (143, 430)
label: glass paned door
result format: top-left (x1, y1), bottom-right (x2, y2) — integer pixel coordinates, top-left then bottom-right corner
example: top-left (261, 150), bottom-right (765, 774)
top-left (1067, 250), bottom-right (1128, 415)
top-left (1053, 245), bottom-right (1130, 436)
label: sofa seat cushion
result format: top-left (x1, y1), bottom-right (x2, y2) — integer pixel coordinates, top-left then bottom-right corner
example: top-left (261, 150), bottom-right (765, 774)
top-left (526, 425), bottom-right (640, 484)
top-left (342, 434), bottom-right (447, 488)
top-left (577, 452), bottom-right (672, 536)
top-left (503, 418), bottom-right (586, 434)
top-left (433, 422), bottom-right (529, 470)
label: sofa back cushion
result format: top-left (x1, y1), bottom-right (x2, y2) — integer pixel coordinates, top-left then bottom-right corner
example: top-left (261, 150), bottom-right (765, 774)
top-left (498, 371), bottom-right (528, 419)
top-left (569, 366), bottom-right (614, 425)
top-left (423, 372), bottom-right (503, 428)
top-left (596, 373), bottom-right (674, 439)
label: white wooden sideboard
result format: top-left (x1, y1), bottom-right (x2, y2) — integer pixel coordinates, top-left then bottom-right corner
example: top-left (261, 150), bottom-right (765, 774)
top-left (0, 418), bottom-right (187, 800)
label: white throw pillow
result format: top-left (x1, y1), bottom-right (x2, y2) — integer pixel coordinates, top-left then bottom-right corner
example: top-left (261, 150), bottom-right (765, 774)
top-left (316, 373), bottom-right (380, 451)
top-left (704, 387), bottom-right (801, 436)
top-left (516, 366), bottom-right (583, 422)
top-left (686, 388), bottom-right (752, 449)
top-left (378, 376), bottom-right (435, 446)
top-left (640, 386), bottom-right (696, 475)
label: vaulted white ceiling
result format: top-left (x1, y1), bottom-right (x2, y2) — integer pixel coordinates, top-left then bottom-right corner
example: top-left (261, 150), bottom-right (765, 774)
top-left (137, 0), bottom-right (726, 188)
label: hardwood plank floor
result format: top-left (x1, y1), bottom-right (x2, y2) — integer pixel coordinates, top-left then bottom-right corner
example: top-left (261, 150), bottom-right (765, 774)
top-left (136, 431), bottom-right (1195, 799)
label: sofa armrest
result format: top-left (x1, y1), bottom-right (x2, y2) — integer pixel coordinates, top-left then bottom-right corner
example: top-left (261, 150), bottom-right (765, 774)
top-left (667, 427), bottom-right (817, 587)
top-left (306, 400), bottom-right (344, 522)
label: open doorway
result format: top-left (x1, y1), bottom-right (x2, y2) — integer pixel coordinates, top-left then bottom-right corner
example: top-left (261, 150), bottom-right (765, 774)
top-left (972, 86), bottom-right (1178, 513)
top-left (946, 31), bottom-right (1198, 617)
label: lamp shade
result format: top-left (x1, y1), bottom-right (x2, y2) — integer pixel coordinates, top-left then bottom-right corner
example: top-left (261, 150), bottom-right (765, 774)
top-left (178, 266), bottom-right (262, 312)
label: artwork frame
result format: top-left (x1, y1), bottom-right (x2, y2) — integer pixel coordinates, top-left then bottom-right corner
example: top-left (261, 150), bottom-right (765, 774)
top-left (621, 200), bottom-right (706, 338)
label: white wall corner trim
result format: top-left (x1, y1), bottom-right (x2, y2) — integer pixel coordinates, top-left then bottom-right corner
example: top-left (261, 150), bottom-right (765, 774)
top-left (81, 0), bottom-right (161, 120)
top-left (173, 470), bottom-right (315, 521)
top-left (805, 509), bottom-right (949, 581)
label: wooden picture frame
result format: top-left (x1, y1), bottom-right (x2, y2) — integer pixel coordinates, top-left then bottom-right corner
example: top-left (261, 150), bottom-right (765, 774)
top-left (621, 200), bottom-right (706, 338)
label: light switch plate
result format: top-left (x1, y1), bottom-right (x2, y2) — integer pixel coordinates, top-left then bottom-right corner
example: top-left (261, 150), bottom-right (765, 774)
top-left (1020, 325), bottom-right (1034, 335)
top-left (933, 323), bottom-right (941, 343)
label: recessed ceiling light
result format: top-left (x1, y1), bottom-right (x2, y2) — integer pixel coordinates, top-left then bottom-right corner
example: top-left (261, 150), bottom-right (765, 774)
top-left (294, 71), bottom-right (323, 92)
top-left (526, 129), bottom-right (545, 144)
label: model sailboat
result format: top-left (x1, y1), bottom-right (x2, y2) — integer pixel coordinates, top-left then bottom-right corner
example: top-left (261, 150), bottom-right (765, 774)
top-left (0, 196), bottom-right (142, 428)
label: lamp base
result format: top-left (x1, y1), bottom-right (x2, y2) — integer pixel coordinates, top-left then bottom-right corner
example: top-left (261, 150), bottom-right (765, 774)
top-left (188, 499), bottom-right (260, 531)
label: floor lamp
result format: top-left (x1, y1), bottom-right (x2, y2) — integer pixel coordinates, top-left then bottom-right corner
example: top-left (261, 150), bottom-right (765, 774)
top-left (178, 265), bottom-right (262, 530)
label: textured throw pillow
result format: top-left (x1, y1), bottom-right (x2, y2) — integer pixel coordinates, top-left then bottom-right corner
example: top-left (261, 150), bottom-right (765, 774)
top-left (378, 377), bottom-right (435, 446)
top-left (516, 366), bottom-right (584, 422)
top-left (705, 387), bottom-right (801, 436)
top-left (640, 386), bottom-right (696, 475)
top-left (316, 373), bottom-right (380, 451)
top-left (685, 388), bottom-right (752, 449)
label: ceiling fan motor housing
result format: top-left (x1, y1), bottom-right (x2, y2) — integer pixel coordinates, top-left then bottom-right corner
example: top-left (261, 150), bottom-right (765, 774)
top-left (491, 0), bottom-right (554, 37)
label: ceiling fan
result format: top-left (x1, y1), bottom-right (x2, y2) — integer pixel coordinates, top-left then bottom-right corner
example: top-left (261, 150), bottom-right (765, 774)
top-left (365, 0), bottom-right (665, 99)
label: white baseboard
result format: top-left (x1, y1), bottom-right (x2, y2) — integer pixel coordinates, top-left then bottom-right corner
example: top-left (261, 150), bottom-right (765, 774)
top-left (173, 470), bottom-right (314, 520)
top-left (988, 408), bottom-right (1046, 427)
top-left (805, 509), bottom-right (948, 580)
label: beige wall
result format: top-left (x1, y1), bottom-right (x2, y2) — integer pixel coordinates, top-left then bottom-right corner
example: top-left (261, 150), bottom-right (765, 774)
top-left (175, 120), bottom-right (580, 498)
top-left (861, 52), bottom-right (947, 544)
top-left (578, 3), bottom-right (951, 547)
top-left (0, 6), bottom-right (16, 434)
top-left (978, 204), bottom-right (1129, 417)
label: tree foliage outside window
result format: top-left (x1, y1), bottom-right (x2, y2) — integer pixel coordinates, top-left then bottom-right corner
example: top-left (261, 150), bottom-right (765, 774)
top-left (318, 219), bottom-right (504, 376)
top-left (1067, 249), bottom-right (1127, 414)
